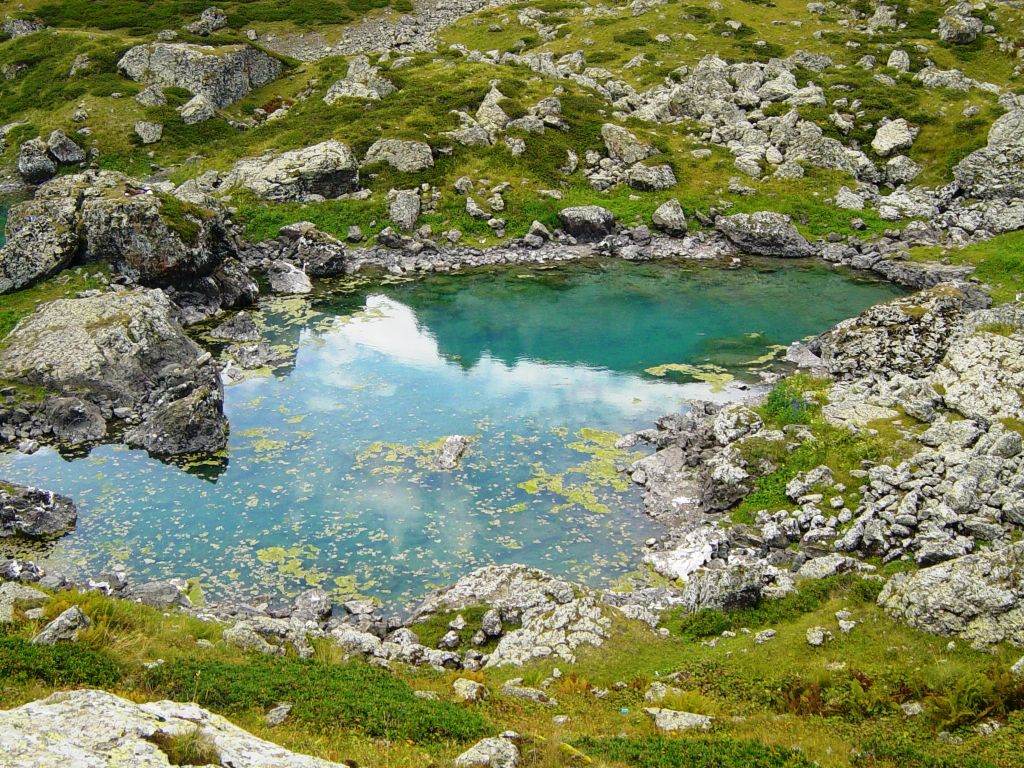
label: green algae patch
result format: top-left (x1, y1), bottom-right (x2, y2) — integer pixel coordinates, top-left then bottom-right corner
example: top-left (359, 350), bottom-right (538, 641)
top-left (644, 362), bottom-right (735, 392)
top-left (519, 428), bottom-right (646, 514)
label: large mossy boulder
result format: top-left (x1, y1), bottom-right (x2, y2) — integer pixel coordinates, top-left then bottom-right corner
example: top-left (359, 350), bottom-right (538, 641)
top-left (0, 172), bottom-right (250, 311)
top-left (223, 140), bottom-right (359, 202)
top-left (0, 289), bottom-right (227, 457)
top-left (878, 542), bottom-right (1024, 648)
top-left (117, 43), bottom-right (282, 111)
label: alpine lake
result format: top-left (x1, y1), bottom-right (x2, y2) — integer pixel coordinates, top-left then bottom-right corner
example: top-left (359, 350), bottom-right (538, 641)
top-left (0, 256), bottom-right (902, 608)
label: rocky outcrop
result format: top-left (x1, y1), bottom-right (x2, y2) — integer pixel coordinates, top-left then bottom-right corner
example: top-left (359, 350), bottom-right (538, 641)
top-left (931, 304), bottom-right (1024, 422)
top-left (361, 139), bottom-right (434, 173)
top-left (117, 43), bottom-right (283, 116)
top-left (557, 206), bottom-right (615, 241)
top-left (0, 289), bottom-right (227, 457)
top-left (413, 564), bottom-right (612, 667)
top-left (0, 689), bottom-right (346, 767)
top-left (323, 55), bottom-right (397, 103)
top-left (0, 483), bottom-right (77, 541)
top-left (813, 285), bottom-right (966, 380)
top-left (224, 140), bottom-right (359, 202)
top-left (16, 131), bottom-right (86, 185)
top-left (954, 107), bottom-right (1024, 199)
top-left (878, 542), bottom-right (1024, 648)
top-left (0, 172), bottom-right (252, 320)
top-left (715, 211), bottom-right (814, 257)
top-left (0, 177), bottom-right (83, 293)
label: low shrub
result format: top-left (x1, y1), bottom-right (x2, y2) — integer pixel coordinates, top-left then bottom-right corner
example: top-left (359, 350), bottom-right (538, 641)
top-left (0, 635), bottom-right (124, 688)
top-left (576, 736), bottom-right (818, 768)
top-left (145, 657), bottom-right (493, 744)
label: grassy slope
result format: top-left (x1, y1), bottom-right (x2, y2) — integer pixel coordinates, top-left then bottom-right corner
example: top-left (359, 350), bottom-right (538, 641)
top-left (1, 0), bottom-right (1020, 245)
top-left (2, 578), bottom-right (1023, 768)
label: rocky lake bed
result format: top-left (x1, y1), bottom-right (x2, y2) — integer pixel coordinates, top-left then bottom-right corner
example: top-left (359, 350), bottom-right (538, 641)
top-left (0, 0), bottom-right (1024, 766)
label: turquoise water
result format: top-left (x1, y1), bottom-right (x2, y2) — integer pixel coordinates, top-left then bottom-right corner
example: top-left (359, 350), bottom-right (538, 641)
top-left (0, 259), bottom-right (901, 605)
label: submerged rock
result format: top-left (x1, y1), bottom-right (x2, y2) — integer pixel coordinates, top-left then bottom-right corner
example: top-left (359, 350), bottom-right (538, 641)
top-left (435, 435), bottom-right (470, 469)
top-left (0, 689), bottom-right (347, 767)
top-left (0, 483), bottom-right (77, 541)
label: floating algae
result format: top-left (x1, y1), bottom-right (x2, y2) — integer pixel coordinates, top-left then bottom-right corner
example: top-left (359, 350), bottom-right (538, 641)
top-left (644, 363), bottom-right (735, 392)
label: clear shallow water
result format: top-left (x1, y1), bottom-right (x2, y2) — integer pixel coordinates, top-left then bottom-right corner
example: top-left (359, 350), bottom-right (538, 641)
top-left (0, 259), bottom-right (901, 606)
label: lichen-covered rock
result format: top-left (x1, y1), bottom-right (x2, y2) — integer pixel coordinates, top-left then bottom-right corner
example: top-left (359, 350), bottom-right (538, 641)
top-left (389, 188), bottom-right (421, 232)
top-left (454, 737), bottom-right (520, 768)
top-left (601, 123), bottom-right (653, 164)
top-left (938, 10), bottom-right (984, 44)
top-left (126, 386), bottom-right (228, 457)
top-left (323, 55), bottom-right (396, 103)
top-left (0, 483), bottom-right (77, 541)
top-left (268, 260), bottom-right (313, 294)
top-left (878, 542), bottom-right (1024, 648)
top-left (953, 109), bottom-right (1024, 199)
top-left (0, 289), bottom-right (227, 457)
top-left (0, 582), bottom-right (47, 624)
top-left (814, 285), bottom-right (965, 380)
top-left (930, 304), bottom-right (1024, 422)
top-left (651, 198), bottom-right (687, 235)
top-left (871, 118), bottom-right (917, 157)
top-left (118, 43), bottom-right (282, 111)
top-left (224, 140), bottom-right (359, 202)
top-left (361, 139), bottom-right (433, 173)
top-left (32, 606), bottom-right (90, 644)
top-left (715, 211), bottom-right (814, 257)
top-left (0, 178), bottom-right (83, 293)
top-left (0, 171), bottom-right (243, 295)
top-left (557, 206), bottom-right (615, 241)
top-left (645, 708), bottom-right (713, 732)
top-left (0, 689), bottom-right (347, 767)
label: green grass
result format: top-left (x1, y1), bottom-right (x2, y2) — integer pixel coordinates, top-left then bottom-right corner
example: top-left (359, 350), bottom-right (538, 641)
top-left (728, 375), bottom-right (920, 523)
top-left (0, 268), bottom-right (110, 340)
top-left (0, 632), bottom-right (124, 688)
top-left (911, 232), bottom-right (1024, 304)
top-left (577, 736), bottom-right (818, 768)
top-left (145, 656), bottom-right (494, 743)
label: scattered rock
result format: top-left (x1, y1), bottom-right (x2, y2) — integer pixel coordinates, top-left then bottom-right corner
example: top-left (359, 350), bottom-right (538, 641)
top-left (32, 606), bottom-right (90, 645)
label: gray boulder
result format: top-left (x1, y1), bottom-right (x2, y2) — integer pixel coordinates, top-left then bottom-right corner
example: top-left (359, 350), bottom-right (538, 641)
top-left (0, 689), bottom-right (348, 767)
top-left (46, 130), bottom-right (85, 165)
top-left (0, 289), bottom-right (227, 457)
top-left (186, 6), bottom-right (229, 35)
top-left (47, 397), bottom-right (107, 445)
top-left (715, 211), bottom-right (814, 257)
top-left (134, 121), bottom-right (163, 144)
top-left (0, 483), bottom-right (77, 541)
top-left (651, 198), bottom-right (687, 235)
top-left (454, 737), bottom-right (519, 768)
top-left (32, 606), bottom-right (91, 645)
top-left (389, 189), bottom-right (421, 231)
top-left (557, 205), bottom-right (615, 241)
top-left (224, 140), bottom-right (359, 201)
top-left (118, 43), bottom-right (282, 110)
top-left (601, 123), bottom-right (652, 164)
top-left (324, 55), bottom-right (397, 103)
top-left (878, 542), bottom-right (1024, 648)
top-left (871, 118), bottom-right (917, 158)
top-left (268, 261), bottom-right (313, 294)
top-left (125, 579), bottom-right (191, 609)
top-left (939, 12), bottom-right (983, 44)
top-left (626, 163), bottom-right (677, 191)
top-left (16, 138), bottom-right (56, 184)
top-left (361, 139), bottom-right (433, 173)
top-left (0, 582), bottom-right (48, 624)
